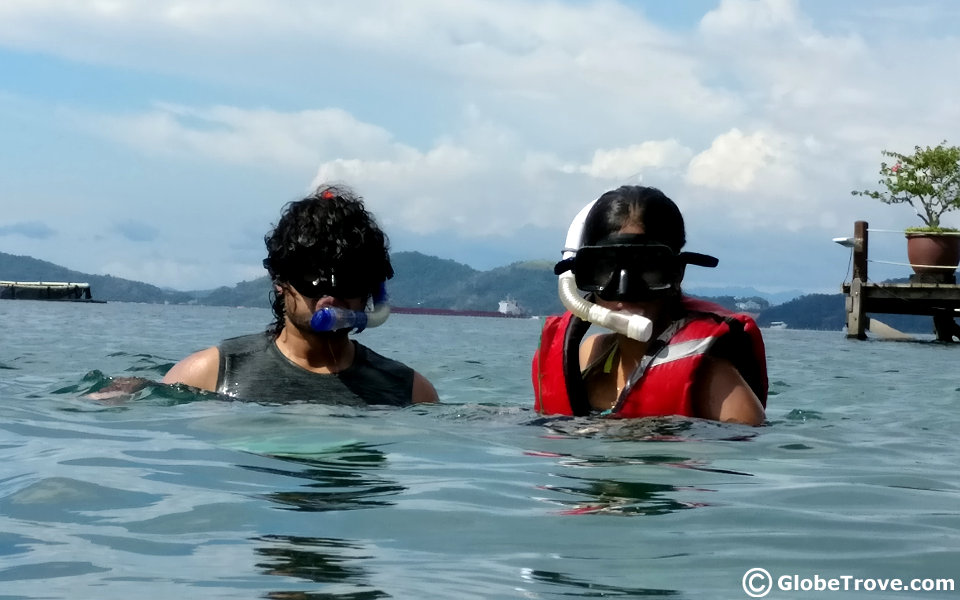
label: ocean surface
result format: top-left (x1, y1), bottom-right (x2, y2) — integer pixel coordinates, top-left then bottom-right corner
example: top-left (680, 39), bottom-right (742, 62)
top-left (1, 300), bottom-right (958, 599)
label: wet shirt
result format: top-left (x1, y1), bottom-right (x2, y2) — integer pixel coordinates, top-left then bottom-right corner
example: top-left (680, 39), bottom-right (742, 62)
top-left (216, 333), bottom-right (414, 406)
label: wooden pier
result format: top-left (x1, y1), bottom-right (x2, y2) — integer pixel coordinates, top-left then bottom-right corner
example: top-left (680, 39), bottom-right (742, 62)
top-left (841, 221), bottom-right (960, 341)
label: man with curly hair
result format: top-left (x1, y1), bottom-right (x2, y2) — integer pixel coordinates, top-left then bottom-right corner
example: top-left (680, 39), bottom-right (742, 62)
top-left (162, 184), bottom-right (438, 406)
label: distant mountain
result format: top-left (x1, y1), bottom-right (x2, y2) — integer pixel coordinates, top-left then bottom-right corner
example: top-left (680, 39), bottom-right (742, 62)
top-left (187, 252), bottom-right (565, 314)
top-left (690, 294), bottom-right (770, 314)
top-left (8, 249), bottom-right (941, 333)
top-left (756, 294), bottom-right (845, 330)
top-left (755, 292), bottom-right (934, 333)
top-left (686, 286), bottom-right (804, 305)
top-left (0, 251), bottom-right (196, 304)
top-left (390, 252), bottom-right (563, 315)
top-left (0, 250), bottom-right (562, 313)
top-left (201, 277), bottom-right (273, 309)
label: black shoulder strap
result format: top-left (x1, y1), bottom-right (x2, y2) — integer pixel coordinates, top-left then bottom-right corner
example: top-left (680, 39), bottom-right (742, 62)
top-left (562, 315), bottom-right (594, 416)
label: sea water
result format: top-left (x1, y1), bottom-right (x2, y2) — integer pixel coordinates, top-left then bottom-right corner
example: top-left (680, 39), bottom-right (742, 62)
top-left (0, 300), bottom-right (958, 599)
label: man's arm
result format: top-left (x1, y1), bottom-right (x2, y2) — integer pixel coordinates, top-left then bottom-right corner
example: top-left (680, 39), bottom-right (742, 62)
top-left (161, 346), bottom-right (221, 392)
top-left (411, 371), bottom-right (439, 404)
top-left (86, 346), bottom-right (220, 403)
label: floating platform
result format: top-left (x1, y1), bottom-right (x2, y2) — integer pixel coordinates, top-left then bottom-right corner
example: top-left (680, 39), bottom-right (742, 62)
top-left (0, 281), bottom-right (104, 303)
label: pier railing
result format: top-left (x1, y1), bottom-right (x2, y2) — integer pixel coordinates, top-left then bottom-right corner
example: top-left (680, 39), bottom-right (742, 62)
top-left (839, 221), bottom-right (960, 341)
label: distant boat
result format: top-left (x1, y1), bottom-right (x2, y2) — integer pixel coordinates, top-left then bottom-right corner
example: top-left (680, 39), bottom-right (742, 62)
top-left (768, 321), bottom-right (788, 330)
top-left (497, 297), bottom-right (528, 317)
top-left (0, 281), bottom-right (104, 303)
top-left (392, 297), bottom-right (530, 319)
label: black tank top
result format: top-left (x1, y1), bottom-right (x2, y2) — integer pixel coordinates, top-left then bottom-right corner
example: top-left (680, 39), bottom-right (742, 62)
top-left (216, 333), bottom-right (414, 406)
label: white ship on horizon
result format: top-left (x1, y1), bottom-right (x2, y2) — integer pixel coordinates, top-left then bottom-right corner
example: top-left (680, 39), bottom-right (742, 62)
top-left (497, 297), bottom-right (527, 317)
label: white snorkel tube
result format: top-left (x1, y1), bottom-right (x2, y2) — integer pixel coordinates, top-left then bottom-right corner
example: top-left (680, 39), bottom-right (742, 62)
top-left (558, 201), bottom-right (654, 342)
top-left (310, 282), bottom-right (391, 333)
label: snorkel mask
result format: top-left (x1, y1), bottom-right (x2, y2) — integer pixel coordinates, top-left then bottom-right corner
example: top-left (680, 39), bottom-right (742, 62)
top-left (265, 259), bottom-right (391, 334)
top-left (554, 200), bottom-right (718, 342)
top-left (560, 233), bottom-right (718, 303)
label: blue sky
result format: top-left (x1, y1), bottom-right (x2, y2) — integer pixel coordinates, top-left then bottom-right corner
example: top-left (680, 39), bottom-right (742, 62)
top-left (1, 0), bottom-right (959, 294)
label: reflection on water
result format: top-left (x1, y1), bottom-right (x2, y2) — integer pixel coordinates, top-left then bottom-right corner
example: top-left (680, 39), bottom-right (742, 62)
top-left (526, 421), bottom-right (757, 516)
top-left (255, 535), bottom-right (388, 600)
top-left (244, 444), bottom-right (400, 597)
top-left (521, 568), bottom-right (678, 597)
top-left (241, 443), bottom-right (405, 512)
top-left (541, 474), bottom-right (709, 516)
top-left (531, 414), bottom-right (760, 442)
top-left (528, 449), bottom-right (755, 476)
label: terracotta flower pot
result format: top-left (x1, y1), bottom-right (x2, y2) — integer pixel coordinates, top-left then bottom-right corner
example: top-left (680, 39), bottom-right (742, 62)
top-left (905, 231), bottom-right (960, 275)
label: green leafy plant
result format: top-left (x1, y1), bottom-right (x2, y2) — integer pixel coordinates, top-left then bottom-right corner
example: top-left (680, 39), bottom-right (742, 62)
top-left (852, 141), bottom-right (960, 231)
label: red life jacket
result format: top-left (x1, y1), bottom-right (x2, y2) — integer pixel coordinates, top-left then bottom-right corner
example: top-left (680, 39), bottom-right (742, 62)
top-left (532, 297), bottom-right (768, 418)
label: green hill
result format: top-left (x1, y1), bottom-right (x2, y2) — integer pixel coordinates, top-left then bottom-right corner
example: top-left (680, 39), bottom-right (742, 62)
top-left (389, 254), bottom-right (563, 315)
top-left (187, 252), bottom-right (564, 314)
top-left (0, 250), bottom-right (561, 313)
top-left (0, 251), bottom-right (196, 304)
top-left (757, 294), bottom-right (845, 330)
top-left (756, 292), bottom-right (934, 333)
top-left (8, 249), bottom-right (943, 332)
top-left (201, 277), bottom-right (273, 309)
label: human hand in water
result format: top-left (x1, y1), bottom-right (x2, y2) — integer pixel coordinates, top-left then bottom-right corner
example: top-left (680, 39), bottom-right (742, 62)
top-left (84, 376), bottom-right (153, 404)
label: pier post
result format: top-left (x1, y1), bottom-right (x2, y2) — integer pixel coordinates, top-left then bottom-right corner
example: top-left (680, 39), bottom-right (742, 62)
top-left (852, 220), bottom-right (867, 282)
top-left (846, 278), bottom-right (866, 339)
top-left (933, 312), bottom-right (960, 342)
top-left (846, 221), bottom-right (868, 339)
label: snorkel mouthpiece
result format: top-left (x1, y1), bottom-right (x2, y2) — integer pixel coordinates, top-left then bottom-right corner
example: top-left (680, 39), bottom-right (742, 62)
top-left (309, 282), bottom-right (390, 333)
top-left (310, 306), bottom-right (369, 332)
top-left (558, 271), bottom-right (653, 342)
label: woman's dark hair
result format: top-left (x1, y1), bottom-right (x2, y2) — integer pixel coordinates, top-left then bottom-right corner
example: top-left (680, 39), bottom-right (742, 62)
top-left (263, 184), bottom-right (394, 336)
top-left (581, 185), bottom-right (686, 252)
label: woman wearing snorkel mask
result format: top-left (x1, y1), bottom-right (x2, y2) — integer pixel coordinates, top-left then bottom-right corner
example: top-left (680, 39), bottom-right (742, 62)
top-left (532, 186), bottom-right (767, 425)
top-left (162, 184), bottom-right (438, 406)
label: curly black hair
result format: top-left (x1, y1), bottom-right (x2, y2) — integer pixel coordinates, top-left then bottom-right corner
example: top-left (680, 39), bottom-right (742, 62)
top-left (263, 184), bottom-right (394, 336)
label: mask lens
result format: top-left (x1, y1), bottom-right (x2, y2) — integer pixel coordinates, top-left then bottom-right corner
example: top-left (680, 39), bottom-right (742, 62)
top-left (291, 273), bottom-right (369, 299)
top-left (291, 275), bottom-right (334, 299)
top-left (574, 244), bottom-right (680, 301)
top-left (576, 252), bottom-right (618, 291)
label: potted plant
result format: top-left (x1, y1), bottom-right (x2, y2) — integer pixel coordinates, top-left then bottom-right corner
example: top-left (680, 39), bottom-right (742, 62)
top-left (852, 141), bottom-right (960, 276)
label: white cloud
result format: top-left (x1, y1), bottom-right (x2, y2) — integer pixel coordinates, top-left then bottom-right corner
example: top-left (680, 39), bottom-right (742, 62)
top-left (99, 257), bottom-right (207, 290)
top-left (3, 0), bottom-right (960, 291)
top-left (81, 104), bottom-right (398, 172)
top-left (700, 0), bottom-right (801, 34)
top-left (686, 128), bottom-right (792, 193)
top-left (568, 140), bottom-right (693, 180)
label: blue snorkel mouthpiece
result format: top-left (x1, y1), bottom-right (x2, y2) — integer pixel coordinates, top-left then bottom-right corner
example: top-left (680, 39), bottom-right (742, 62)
top-left (309, 282), bottom-right (390, 333)
top-left (310, 306), bottom-right (369, 332)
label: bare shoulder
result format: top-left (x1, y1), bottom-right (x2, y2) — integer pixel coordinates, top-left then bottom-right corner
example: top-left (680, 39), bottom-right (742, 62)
top-left (411, 371), bottom-right (439, 404)
top-left (693, 357), bottom-right (765, 426)
top-left (161, 346), bottom-right (221, 392)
